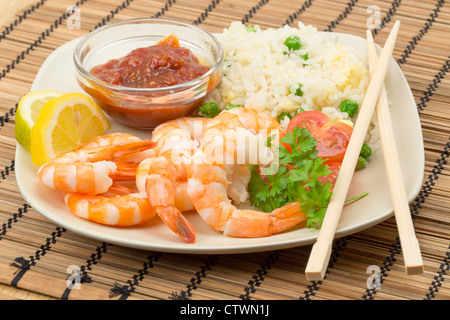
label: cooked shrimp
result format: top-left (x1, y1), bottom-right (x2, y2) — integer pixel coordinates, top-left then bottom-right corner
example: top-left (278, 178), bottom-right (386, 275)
top-left (141, 156), bottom-right (197, 243)
top-left (136, 157), bottom-right (194, 213)
top-left (187, 108), bottom-right (306, 238)
top-left (150, 117), bottom-right (211, 163)
top-left (136, 117), bottom-right (212, 243)
top-left (37, 133), bottom-right (156, 195)
top-left (64, 183), bottom-right (156, 227)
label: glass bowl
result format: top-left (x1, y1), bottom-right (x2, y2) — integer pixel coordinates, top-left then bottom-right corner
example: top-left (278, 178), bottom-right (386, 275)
top-left (74, 18), bottom-right (223, 129)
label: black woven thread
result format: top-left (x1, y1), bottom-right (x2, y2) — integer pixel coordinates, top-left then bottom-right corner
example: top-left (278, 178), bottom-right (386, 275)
top-left (109, 252), bottom-right (161, 300)
top-left (301, 280), bottom-right (321, 300)
top-left (169, 255), bottom-right (218, 300)
top-left (412, 142), bottom-right (449, 220)
top-left (410, 143), bottom-right (448, 294)
top-left (0, 0), bottom-right (88, 84)
top-left (0, 163), bottom-right (24, 254)
top-left (371, 0), bottom-right (402, 36)
top-left (397, 0), bottom-right (445, 65)
top-left (324, 0), bottom-right (358, 32)
top-left (284, 0), bottom-right (313, 26)
top-left (241, 0), bottom-right (269, 24)
top-left (0, 0), bottom-right (88, 125)
top-left (240, 250), bottom-right (280, 300)
top-left (10, 257), bottom-right (31, 287)
top-left (416, 58), bottom-right (450, 113)
top-left (61, 242), bottom-right (110, 300)
top-left (193, 0), bottom-right (221, 25)
top-left (93, 0), bottom-right (135, 29)
top-left (362, 237), bottom-right (401, 300)
top-left (10, 226), bottom-right (65, 287)
top-left (299, 237), bottom-right (348, 300)
top-left (0, 103), bottom-right (17, 127)
top-left (425, 247), bottom-right (450, 300)
top-left (152, 0), bottom-right (176, 19)
top-left (0, 203), bottom-right (28, 241)
top-left (327, 237), bottom-right (347, 271)
top-left (0, 160), bottom-right (15, 182)
top-left (0, 0), bottom-right (47, 43)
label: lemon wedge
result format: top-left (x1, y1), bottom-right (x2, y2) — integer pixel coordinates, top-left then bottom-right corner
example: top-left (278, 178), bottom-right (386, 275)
top-left (15, 90), bottom-right (64, 152)
top-left (30, 92), bottom-right (111, 166)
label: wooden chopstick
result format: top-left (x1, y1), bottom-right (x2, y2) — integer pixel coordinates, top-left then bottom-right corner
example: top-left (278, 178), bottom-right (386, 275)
top-left (366, 30), bottom-right (424, 275)
top-left (305, 20), bottom-right (401, 281)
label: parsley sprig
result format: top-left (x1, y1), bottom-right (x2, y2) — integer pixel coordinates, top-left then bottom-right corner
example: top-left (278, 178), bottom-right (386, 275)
top-left (248, 126), bottom-right (333, 228)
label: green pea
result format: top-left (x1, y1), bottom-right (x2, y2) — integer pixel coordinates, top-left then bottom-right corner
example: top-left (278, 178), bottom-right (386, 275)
top-left (225, 104), bottom-right (240, 110)
top-left (360, 143), bottom-right (372, 159)
top-left (277, 112), bottom-right (292, 122)
top-left (290, 83), bottom-right (304, 97)
top-left (356, 156), bottom-right (368, 170)
top-left (199, 101), bottom-right (220, 118)
top-left (339, 99), bottom-right (359, 118)
top-left (284, 35), bottom-right (301, 51)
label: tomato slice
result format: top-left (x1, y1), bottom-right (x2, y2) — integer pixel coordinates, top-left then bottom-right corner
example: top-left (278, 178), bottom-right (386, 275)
top-left (287, 111), bottom-right (353, 162)
top-left (318, 161), bottom-right (341, 189)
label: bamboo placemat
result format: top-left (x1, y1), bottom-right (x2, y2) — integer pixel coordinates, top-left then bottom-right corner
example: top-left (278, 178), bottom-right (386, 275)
top-left (0, 0), bottom-right (449, 301)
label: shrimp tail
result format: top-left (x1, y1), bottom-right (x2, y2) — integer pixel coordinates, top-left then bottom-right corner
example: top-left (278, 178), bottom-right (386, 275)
top-left (156, 206), bottom-right (196, 244)
top-left (90, 141), bottom-right (156, 181)
top-left (270, 201), bottom-right (306, 234)
top-left (85, 140), bottom-right (156, 162)
top-left (99, 183), bottom-right (135, 197)
top-left (111, 161), bottom-right (141, 181)
top-left (145, 169), bottom-right (196, 243)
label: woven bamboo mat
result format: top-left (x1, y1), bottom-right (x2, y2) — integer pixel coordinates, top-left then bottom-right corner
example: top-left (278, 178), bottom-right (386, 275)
top-left (0, 0), bottom-right (449, 301)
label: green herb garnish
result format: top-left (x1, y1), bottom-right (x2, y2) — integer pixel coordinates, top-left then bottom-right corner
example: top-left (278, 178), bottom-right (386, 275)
top-left (289, 83), bottom-right (304, 97)
top-left (277, 112), bottom-right (292, 123)
top-left (248, 126), bottom-right (333, 228)
top-left (246, 25), bottom-right (257, 33)
top-left (284, 35), bottom-right (302, 51)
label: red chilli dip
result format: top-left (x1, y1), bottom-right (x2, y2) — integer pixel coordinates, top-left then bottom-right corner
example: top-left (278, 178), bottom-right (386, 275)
top-left (90, 35), bottom-right (210, 88)
top-left (82, 35), bottom-right (217, 128)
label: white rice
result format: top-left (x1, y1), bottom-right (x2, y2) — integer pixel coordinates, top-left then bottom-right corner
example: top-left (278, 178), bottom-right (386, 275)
top-left (207, 21), bottom-right (379, 146)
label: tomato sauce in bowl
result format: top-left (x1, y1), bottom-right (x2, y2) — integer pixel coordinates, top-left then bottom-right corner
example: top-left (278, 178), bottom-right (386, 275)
top-left (74, 18), bottom-right (223, 129)
top-left (90, 35), bottom-right (211, 89)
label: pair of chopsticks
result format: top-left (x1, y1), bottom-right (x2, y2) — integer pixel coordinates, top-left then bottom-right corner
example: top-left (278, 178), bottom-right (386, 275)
top-left (305, 20), bottom-right (424, 281)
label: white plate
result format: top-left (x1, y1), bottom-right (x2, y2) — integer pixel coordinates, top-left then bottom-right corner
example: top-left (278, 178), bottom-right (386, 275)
top-left (15, 33), bottom-right (424, 254)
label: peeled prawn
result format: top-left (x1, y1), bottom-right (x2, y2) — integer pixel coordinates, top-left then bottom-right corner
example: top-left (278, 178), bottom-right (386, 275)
top-left (136, 157), bottom-right (194, 213)
top-left (37, 133), bottom-right (156, 195)
top-left (136, 117), bottom-right (212, 243)
top-left (65, 183), bottom-right (156, 227)
top-left (187, 108), bottom-right (307, 238)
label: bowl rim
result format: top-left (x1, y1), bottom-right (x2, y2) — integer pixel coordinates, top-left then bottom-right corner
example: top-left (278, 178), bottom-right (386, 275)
top-left (73, 17), bottom-right (224, 93)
